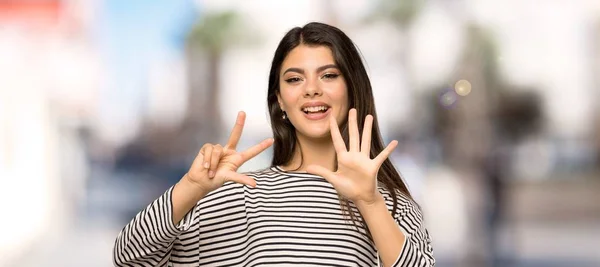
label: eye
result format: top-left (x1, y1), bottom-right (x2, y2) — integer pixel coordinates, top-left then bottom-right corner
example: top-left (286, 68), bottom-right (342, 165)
top-left (322, 73), bottom-right (340, 80)
top-left (284, 77), bottom-right (302, 84)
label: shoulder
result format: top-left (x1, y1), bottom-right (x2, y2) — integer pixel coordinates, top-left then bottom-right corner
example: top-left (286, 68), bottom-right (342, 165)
top-left (242, 166), bottom-right (322, 181)
top-left (242, 166), bottom-right (279, 177)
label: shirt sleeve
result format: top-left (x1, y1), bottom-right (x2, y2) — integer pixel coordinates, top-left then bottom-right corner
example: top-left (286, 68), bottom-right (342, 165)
top-left (390, 199), bottom-right (436, 267)
top-left (112, 186), bottom-right (197, 267)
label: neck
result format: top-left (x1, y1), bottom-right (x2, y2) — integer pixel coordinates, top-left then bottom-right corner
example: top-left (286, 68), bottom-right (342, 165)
top-left (281, 133), bottom-right (336, 172)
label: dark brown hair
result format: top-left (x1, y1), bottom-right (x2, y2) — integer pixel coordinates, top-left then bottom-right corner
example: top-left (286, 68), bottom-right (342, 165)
top-left (266, 22), bottom-right (412, 234)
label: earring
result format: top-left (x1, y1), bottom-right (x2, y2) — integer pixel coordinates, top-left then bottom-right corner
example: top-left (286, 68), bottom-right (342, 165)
top-left (282, 111), bottom-right (287, 120)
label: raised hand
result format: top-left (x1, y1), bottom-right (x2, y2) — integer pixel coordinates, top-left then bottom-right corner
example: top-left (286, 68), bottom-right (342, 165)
top-left (184, 111), bottom-right (273, 194)
top-left (306, 108), bottom-right (398, 206)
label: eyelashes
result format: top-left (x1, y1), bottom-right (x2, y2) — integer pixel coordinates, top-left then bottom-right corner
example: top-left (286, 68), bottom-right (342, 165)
top-left (284, 73), bottom-right (340, 84)
top-left (322, 73), bottom-right (339, 80)
top-left (285, 77), bottom-right (302, 83)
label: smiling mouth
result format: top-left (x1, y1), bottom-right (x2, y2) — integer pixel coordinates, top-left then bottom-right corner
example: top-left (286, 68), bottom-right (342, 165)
top-left (302, 105), bottom-right (330, 114)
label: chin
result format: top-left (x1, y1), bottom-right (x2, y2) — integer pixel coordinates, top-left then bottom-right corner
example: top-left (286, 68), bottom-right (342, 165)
top-left (308, 131), bottom-right (331, 139)
top-left (296, 127), bottom-right (331, 140)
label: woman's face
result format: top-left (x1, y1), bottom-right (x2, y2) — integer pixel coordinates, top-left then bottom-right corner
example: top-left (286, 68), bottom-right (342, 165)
top-left (277, 44), bottom-right (349, 140)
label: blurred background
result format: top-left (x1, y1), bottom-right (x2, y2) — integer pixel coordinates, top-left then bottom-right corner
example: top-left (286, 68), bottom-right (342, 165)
top-left (1, 0), bottom-right (599, 266)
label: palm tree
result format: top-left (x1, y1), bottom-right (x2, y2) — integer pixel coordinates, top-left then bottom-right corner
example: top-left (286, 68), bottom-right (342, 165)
top-left (183, 10), bottom-right (259, 146)
top-left (430, 24), bottom-right (543, 267)
top-left (366, 0), bottom-right (423, 69)
top-left (593, 18), bottom-right (600, 168)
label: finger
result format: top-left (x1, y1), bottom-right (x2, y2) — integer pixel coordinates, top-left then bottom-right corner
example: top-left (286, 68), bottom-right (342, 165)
top-left (348, 109), bottom-right (360, 152)
top-left (374, 140), bottom-right (398, 167)
top-left (361, 115), bottom-right (373, 156)
top-left (240, 138), bottom-right (274, 163)
top-left (202, 144), bottom-right (213, 170)
top-left (306, 164), bottom-right (341, 185)
top-left (222, 171), bottom-right (257, 188)
top-left (209, 145), bottom-right (223, 178)
top-left (329, 114), bottom-right (347, 153)
top-left (225, 111), bottom-right (246, 150)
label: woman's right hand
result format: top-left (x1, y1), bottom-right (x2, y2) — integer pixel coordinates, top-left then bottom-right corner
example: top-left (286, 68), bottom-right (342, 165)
top-left (182, 111), bottom-right (273, 195)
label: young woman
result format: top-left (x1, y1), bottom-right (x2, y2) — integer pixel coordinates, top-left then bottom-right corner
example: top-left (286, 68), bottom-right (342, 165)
top-left (113, 22), bottom-right (435, 267)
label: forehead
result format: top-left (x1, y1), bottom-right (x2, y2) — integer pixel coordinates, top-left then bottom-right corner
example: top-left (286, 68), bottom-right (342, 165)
top-left (281, 45), bottom-right (335, 72)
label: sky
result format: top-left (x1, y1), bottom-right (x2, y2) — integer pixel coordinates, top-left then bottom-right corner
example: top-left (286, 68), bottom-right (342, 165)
top-left (95, 0), bottom-right (198, 143)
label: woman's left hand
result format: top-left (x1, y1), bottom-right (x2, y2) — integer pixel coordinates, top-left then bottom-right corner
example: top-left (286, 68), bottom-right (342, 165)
top-left (307, 108), bottom-right (398, 207)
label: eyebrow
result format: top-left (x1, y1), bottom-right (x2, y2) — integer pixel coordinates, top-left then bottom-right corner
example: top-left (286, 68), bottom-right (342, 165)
top-left (282, 64), bottom-right (338, 75)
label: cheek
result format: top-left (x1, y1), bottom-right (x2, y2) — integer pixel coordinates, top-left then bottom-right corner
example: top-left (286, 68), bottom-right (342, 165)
top-left (334, 86), bottom-right (349, 118)
top-left (278, 88), bottom-right (297, 109)
top-left (330, 84), bottom-right (349, 106)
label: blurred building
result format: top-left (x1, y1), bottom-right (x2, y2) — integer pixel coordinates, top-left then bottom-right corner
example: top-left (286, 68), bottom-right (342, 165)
top-left (0, 0), bottom-right (99, 265)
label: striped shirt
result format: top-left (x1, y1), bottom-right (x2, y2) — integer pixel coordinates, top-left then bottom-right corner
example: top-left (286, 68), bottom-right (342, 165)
top-left (113, 166), bottom-right (435, 266)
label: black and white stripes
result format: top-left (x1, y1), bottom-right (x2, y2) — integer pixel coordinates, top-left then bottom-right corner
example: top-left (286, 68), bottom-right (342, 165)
top-left (113, 167), bottom-right (435, 266)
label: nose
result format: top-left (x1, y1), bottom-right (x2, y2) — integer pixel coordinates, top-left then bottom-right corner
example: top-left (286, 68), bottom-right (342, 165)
top-left (303, 77), bottom-right (322, 97)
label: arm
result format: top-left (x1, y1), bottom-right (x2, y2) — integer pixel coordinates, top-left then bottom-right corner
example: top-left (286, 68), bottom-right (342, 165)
top-left (112, 178), bottom-right (202, 267)
top-left (306, 110), bottom-right (435, 266)
top-left (357, 193), bottom-right (435, 267)
top-left (113, 111), bottom-right (273, 267)
top-left (172, 175), bottom-right (209, 224)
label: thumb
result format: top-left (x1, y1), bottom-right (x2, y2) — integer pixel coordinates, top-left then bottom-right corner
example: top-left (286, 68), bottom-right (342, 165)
top-left (306, 165), bottom-right (340, 185)
top-left (221, 170), bottom-right (257, 188)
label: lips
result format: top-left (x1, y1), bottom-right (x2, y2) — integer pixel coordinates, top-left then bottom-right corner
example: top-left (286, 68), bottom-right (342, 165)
top-left (300, 101), bottom-right (330, 114)
top-left (302, 107), bottom-right (331, 120)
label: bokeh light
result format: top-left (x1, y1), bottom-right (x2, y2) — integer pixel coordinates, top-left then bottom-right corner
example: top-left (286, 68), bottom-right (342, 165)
top-left (439, 88), bottom-right (459, 108)
top-left (454, 79), bottom-right (472, 96)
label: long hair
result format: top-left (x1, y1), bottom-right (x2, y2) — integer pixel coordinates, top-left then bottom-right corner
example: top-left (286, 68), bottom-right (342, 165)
top-left (266, 22), bottom-right (412, 234)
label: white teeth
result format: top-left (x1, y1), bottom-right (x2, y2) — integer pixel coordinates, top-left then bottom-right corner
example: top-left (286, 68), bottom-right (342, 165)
top-left (302, 106), bottom-right (328, 113)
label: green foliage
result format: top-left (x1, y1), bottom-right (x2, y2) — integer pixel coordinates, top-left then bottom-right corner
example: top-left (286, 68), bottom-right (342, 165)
top-left (366, 0), bottom-right (424, 29)
top-left (188, 10), bottom-right (260, 53)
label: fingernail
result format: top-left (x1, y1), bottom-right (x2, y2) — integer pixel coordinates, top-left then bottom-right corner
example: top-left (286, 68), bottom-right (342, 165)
top-left (208, 171), bottom-right (214, 178)
top-left (204, 162), bottom-right (209, 169)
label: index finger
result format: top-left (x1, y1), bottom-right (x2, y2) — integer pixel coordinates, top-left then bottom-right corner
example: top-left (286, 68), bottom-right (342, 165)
top-left (225, 111), bottom-right (246, 150)
top-left (240, 138), bottom-right (274, 163)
